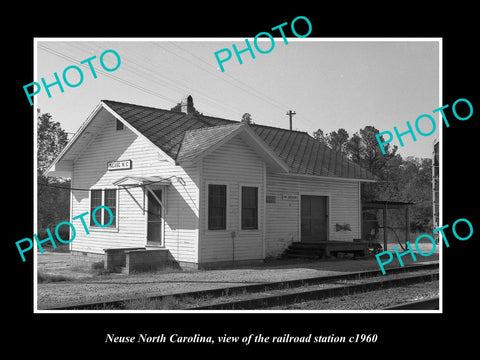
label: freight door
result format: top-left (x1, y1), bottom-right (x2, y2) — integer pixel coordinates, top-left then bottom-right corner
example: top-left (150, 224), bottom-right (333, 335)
top-left (301, 195), bottom-right (328, 242)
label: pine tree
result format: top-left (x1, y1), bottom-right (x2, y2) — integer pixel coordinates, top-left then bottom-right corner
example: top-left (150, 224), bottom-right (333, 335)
top-left (37, 112), bottom-right (71, 240)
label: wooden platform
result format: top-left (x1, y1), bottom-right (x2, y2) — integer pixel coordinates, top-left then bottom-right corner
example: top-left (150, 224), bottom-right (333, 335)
top-left (284, 241), bottom-right (370, 259)
top-left (317, 241), bottom-right (369, 257)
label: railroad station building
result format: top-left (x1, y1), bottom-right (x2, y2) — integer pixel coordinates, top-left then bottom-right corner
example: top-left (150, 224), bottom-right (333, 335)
top-left (45, 96), bottom-right (375, 271)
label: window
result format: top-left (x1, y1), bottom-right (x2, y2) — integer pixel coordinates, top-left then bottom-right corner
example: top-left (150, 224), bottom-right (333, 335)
top-left (104, 189), bottom-right (117, 227)
top-left (90, 189), bottom-right (117, 227)
top-left (208, 184), bottom-right (226, 230)
top-left (116, 120), bottom-right (124, 130)
top-left (90, 189), bottom-right (102, 226)
top-left (241, 186), bottom-right (258, 230)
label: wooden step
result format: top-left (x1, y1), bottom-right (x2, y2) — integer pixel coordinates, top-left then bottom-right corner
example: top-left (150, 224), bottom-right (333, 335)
top-left (284, 249), bottom-right (325, 257)
top-left (283, 245), bottom-right (325, 259)
top-left (284, 253), bottom-right (321, 259)
top-left (285, 247), bottom-right (323, 254)
top-left (283, 241), bottom-right (371, 260)
top-left (288, 242), bottom-right (324, 249)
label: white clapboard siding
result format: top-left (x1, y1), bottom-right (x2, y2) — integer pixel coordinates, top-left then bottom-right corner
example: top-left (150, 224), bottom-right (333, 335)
top-left (200, 135), bottom-right (264, 263)
top-left (70, 112), bottom-right (199, 263)
top-left (265, 173), bottom-right (361, 256)
top-left (162, 162), bottom-right (199, 263)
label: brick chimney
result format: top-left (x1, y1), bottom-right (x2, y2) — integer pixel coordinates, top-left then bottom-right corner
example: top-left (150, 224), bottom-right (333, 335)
top-left (181, 95), bottom-right (194, 114)
top-left (171, 95), bottom-right (198, 115)
top-left (241, 113), bottom-right (252, 125)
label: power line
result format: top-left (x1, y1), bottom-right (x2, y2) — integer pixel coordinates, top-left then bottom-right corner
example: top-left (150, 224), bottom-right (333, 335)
top-left (37, 44), bottom-right (179, 105)
top-left (170, 42), bottom-right (320, 130)
top-left (150, 43), bottom-right (256, 115)
top-left (38, 42), bottom-right (320, 130)
top-left (68, 42), bottom-right (187, 93)
top-left (151, 42), bottom-right (289, 121)
top-left (57, 42), bottom-right (249, 118)
top-left (171, 42), bottom-right (289, 111)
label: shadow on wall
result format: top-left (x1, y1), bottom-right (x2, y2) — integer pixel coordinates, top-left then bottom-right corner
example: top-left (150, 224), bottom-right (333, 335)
top-left (165, 184), bottom-right (199, 231)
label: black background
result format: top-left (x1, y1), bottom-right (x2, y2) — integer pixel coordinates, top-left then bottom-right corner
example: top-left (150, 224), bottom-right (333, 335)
top-left (6, 4), bottom-right (477, 355)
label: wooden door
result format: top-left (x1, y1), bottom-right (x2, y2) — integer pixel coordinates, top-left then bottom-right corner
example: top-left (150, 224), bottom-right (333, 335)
top-left (147, 189), bottom-right (163, 245)
top-left (301, 195), bottom-right (328, 242)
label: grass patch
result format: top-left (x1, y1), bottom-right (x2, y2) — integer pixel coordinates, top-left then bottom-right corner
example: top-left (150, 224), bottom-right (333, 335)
top-left (122, 293), bottom-right (216, 310)
top-left (90, 261), bottom-right (111, 276)
top-left (126, 263), bottom-right (194, 276)
top-left (124, 296), bottom-right (184, 310)
top-left (37, 270), bottom-right (73, 283)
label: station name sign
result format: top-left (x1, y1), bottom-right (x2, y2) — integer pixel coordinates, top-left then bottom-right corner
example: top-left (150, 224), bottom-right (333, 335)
top-left (283, 193), bottom-right (299, 201)
top-left (107, 159), bottom-right (132, 171)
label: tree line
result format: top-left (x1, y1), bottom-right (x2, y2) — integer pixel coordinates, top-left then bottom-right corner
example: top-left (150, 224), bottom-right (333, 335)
top-left (314, 126), bottom-right (433, 232)
top-left (37, 112), bottom-right (70, 239)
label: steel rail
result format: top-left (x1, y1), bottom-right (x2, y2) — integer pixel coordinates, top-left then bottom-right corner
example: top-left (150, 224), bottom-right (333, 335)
top-left (382, 296), bottom-right (439, 310)
top-left (187, 272), bottom-right (439, 310)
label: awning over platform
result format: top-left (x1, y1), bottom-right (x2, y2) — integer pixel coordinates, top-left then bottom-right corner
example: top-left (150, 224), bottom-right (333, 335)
top-left (113, 176), bottom-right (171, 212)
top-left (362, 200), bottom-right (415, 209)
top-left (112, 176), bottom-right (172, 187)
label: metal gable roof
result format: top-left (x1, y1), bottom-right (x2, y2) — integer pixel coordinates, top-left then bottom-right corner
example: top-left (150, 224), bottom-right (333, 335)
top-left (101, 100), bottom-right (375, 181)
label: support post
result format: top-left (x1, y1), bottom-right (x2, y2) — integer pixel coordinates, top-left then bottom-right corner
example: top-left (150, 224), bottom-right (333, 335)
top-left (383, 204), bottom-right (388, 251)
top-left (145, 186), bottom-right (164, 208)
top-left (405, 205), bottom-right (410, 249)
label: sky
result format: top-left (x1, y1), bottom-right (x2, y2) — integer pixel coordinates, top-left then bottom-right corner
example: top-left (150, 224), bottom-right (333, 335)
top-left (35, 38), bottom-right (440, 159)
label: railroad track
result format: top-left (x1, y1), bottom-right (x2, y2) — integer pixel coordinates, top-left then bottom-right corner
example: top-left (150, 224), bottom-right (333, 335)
top-left (186, 271), bottom-right (438, 310)
top-left (43, 262), bottom-right (439, 310)
top-left (383, 296), bottom-right (439, 310)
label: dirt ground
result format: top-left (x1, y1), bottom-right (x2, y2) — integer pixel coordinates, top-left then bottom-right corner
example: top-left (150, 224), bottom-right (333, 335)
top-left (36, 247), bottom-right (440, 310)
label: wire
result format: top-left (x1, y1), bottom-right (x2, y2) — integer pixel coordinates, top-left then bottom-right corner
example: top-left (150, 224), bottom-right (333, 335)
top-left (150, 42), bottom-right (294, 122)
top-left (151, 43), bottom-right (253, 114)
top-left (170, 42), bottom-right (289, 109)
top-left (38, 44), bottom-right (179, 105)
top-left (39, 41), bottom-right (318, 130)
top-left (40, 42), bottom-right (249, 119)
top-left (170, 42), bottom-right (321, 130)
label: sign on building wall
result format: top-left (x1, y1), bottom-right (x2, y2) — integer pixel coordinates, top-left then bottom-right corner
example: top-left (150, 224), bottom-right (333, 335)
top-left (282, 193), bottom-right (299, 201)
top-left (107, 159), bottom-right (132, 171)
top-left (266, 195), bottom-right (276, 203)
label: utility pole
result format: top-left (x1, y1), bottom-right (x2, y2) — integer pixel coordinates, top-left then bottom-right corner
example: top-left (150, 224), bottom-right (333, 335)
top-left (286, 110), bottom-right (296, 130)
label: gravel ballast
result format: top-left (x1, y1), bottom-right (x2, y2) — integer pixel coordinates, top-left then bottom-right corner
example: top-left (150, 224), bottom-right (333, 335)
top-left (36, 252), bottom-right (440, 310)
top-left (272, 280), bottom-right (439, 310)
